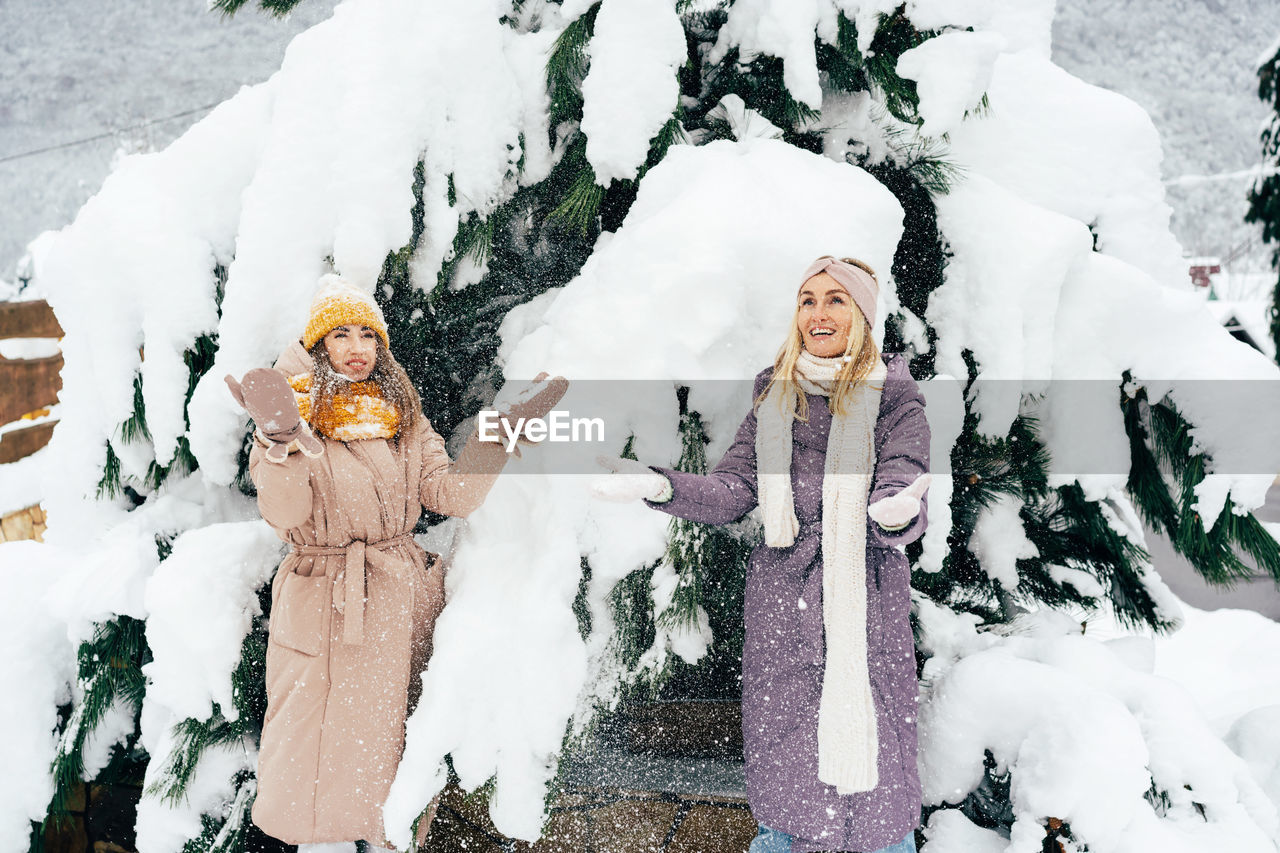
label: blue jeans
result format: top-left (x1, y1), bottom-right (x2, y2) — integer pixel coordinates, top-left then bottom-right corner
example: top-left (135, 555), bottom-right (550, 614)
top-left (748, 824), bottom-right (917, 853)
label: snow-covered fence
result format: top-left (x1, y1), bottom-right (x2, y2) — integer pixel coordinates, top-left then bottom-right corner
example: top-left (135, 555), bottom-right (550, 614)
top-left (0, 299), bottom-right (62, 461)
top-left (0, 298), bottom-right (62, 542)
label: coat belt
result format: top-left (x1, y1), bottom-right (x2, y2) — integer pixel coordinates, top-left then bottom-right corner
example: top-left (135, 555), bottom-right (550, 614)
top-left (290, 533), bottom-right (416, 646)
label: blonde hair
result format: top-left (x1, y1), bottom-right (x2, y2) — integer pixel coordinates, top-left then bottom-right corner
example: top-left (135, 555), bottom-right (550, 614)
top-left (757, 256), bottom-right (883, 421)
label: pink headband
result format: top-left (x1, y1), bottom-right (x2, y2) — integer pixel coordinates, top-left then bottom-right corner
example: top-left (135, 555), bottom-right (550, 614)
top-left (799, 257), bottom-right (878, 328)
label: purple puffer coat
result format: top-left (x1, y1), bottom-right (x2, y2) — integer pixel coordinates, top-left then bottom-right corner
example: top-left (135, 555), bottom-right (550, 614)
top-left (647, 353), bottom-right (930, 853)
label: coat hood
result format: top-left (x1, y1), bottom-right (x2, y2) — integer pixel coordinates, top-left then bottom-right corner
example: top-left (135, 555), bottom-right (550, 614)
top-left (274, 340), bottom-right (314, 378)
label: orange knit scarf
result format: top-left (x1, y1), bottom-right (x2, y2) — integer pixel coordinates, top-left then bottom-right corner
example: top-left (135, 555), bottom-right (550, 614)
top-left (288, 374), bottom-right (401, 441)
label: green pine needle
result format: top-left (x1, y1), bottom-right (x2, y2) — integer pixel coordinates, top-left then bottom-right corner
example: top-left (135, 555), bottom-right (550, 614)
top-left (147, 621), bottom-right (268, 805)
top-left (96, 443), bottom-right (122, 499)
top-left (547, 164), bottom-right (606, 235)
top-left (1123, 379), bottom-right (1280, 592)
top-left (48, 618), bottom-right (148, 820)
top-left (546, 2), bottom-right (600, 130)
top-left (209, 0), bottom-right (305, 19)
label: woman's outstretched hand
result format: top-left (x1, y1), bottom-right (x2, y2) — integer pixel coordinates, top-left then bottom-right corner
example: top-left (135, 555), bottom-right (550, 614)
top-left (497, 372), bottom-right (569, 430)
top-left (590, 455), bottom-right (672, 503)
top-left (225, 368), bottom-right (323, 463)
top-left (867, 473), bottom-right (931, 530)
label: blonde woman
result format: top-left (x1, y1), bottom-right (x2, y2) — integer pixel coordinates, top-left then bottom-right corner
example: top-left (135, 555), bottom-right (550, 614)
top-left (226, 275), bottom-right (566, 852)
top-left (595, 257), bottom-right (930, 853)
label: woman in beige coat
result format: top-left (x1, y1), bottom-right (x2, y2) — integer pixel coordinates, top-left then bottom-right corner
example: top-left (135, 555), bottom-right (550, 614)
top-left (226, 275), bottom-right (565, 852)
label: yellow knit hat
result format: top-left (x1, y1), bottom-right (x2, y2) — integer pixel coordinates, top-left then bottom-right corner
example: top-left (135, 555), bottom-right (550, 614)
top-left (302, 274), bottom-right (390, 350)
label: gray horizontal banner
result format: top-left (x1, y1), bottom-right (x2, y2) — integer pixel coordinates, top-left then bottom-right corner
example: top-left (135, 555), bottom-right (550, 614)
top-left (462, 378), bottom-right (1280, 477)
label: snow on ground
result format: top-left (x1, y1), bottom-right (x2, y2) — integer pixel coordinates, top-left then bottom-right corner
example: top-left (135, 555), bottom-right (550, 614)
top-left (1205, 297), bottom-right (1277, 361)
top-left (1074, 597), bottom-right (1280, 830)
top-left (917, 600), bottom-right (1280, 852)
top-left (1149, 604), bottom-right (1280, 738)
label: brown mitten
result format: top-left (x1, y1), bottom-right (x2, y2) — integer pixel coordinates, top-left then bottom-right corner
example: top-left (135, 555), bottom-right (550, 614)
top-left (225, 369), bottom-right (324, 462)
top-left (497, 371), bottom-right (570, 439)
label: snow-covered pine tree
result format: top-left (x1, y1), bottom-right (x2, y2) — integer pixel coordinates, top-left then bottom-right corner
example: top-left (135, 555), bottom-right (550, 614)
top-left (6, 2), bottom-right (1280, 853)
top-left (1246, 34), bottom-right (1280, 363)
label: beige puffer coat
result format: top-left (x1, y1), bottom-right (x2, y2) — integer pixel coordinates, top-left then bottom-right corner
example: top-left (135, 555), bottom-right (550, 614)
top-left (249, 342), bottom-right (509, 846)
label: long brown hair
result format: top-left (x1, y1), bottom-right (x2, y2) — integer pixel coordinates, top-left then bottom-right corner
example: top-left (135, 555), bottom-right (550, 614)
top-left (307, 335), bottom-right (422, 436)
top-left (757, 256), bottom-right (883, 421)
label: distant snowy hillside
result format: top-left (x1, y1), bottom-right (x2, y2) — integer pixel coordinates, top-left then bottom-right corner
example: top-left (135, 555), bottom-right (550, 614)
top-left (0, 0), bottom-right (339, 281)
top-left (3, 1), bottom-right (1279, 282)
top-left (1053, 0), bottom-right (1280, 279)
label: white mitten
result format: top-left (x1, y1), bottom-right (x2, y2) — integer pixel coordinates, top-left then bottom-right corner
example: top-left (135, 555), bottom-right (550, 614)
top-left (591, 455), bottom-right (673, 503)
top-left (867, 473), bottom-right (932, 530)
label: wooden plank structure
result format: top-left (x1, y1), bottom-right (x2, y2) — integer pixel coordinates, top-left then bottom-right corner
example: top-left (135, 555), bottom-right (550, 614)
top-left (0, 299), bottom-right (62, 542)
top-left (0, 419), bottom-right (56, 464)
top-left (0, 354), bottom-right (63, 425)
top-left (0, 298), bottom-right (64, 338)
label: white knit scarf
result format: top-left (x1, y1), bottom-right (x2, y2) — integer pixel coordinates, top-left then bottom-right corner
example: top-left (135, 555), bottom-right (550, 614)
top-left (756, 349), bottom-right (887, 795)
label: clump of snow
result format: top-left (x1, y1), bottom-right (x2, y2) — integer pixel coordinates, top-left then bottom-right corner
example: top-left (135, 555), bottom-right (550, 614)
top-left (908, 0), bottom-right (1056, 56)
top-left (1080, 599), bottom-right (1280, 825)
top-left (927, 174), bottom-right (1089, 436)
top-left (45, 474), bottom-right (253, 648)
top-left (946, 51), bottom-right (1186, 290)
top-left (142, 521), bottom-right (284, 723)
top-left (39, 83), bottom-right (275, 529)
top-left (917, 604), bottom-right (1279, 851)
top-left (575, 496), bottom-right (673, 706)
top-left (1152, 604), bottom-right (1280, 736)
top-left (500, 138), bottom-right (904, 382)
top-left (135, 699), bottom-right (256, 853)
top-left (638, 558), bottom-right (713, 672)
top-left (385, 474), bottom-right (597, 843)
top-left (0, 447), bottom-right (50, 517)
top-left (968, 493), bottom-right (1037, 590)
top-left (0, 338), bottom-right (60, 360)
top-left (896, 31), bottom-right (1005, 138)
top-left (915, 376), bottom-right (964, 574)
top-left (704, 94), bottom-right (784, 144)
top-left (1048, 564), bottom-right (1106, 600)
top-left (927, 66), bottom-right (1280, 520)
top-left (0, 542), bottom-right (76, 853)
top-left (920, 807), bottom-right (1007, 853)
top-left (709, 0), bottom-right (830, 110)
top-left (840, 0), bottom-right (909, 54)
top-left (1050, 253), bottom-right (1280, 528)
top-left (1225, 706), bottom-right (1280, 815)
top-left (580, 0), bottom-right (686, 183)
